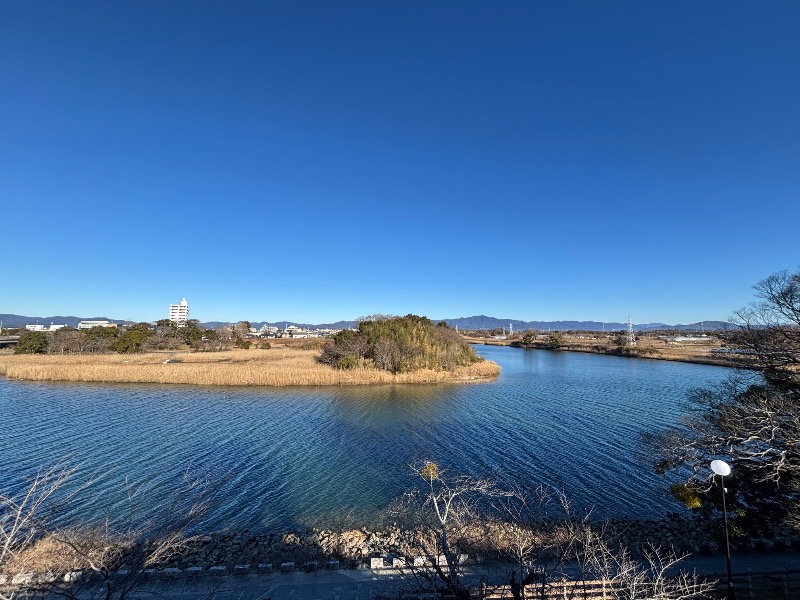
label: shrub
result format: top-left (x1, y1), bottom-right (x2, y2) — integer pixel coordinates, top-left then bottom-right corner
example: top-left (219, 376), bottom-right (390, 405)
top-left (319, 315), bottom-right (482, 373)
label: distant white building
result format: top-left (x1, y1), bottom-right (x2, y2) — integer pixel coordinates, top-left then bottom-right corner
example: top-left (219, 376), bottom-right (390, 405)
top-left (168, 298), bottom-right (189, 327)
top-left (78, 320), bottom-right (117, 330)
top-left (26, 323), bottom-right (69, 332)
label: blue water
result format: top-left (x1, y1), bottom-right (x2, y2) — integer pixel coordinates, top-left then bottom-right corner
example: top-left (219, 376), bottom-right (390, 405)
top-left (0, 346), bottom-right (733, 531)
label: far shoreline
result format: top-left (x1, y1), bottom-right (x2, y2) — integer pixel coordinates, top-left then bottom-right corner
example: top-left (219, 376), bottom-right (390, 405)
top-left (465, 336), bottom-right (754, 370)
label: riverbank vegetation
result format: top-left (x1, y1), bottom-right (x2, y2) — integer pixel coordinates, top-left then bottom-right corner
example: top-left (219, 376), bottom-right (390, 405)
top-left (0, 346), bottom-right (499, 386)
top-left (319, 314), bottom-right (483, 373)
top-left (650, 267), bottom-right (800, 535)
top-left (1, 462), bottom-right (722, 600)
top-left (464, 329), bottom-right (752, 368)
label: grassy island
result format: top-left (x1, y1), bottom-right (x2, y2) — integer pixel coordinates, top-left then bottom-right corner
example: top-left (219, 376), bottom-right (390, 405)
top-left (0, 315), bottom-right (499, 386)
top-left (0, 347), bottom-right (499, 386)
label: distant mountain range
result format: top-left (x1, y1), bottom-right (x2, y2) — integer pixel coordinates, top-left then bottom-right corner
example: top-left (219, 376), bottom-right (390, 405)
top-left (1, 313), bottom-right (731, 332)
top-left (439, 315), bottom-right (732, 332)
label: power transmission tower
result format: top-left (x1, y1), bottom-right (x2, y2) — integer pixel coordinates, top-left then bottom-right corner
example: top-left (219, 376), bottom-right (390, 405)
top-left (627, 316), bottom-right (636, 346)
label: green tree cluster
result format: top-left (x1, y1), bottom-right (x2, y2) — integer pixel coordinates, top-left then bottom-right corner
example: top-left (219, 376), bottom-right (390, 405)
top-left (15, 326), bottom-right (121, 354)
top-left (319, 315), bottom-right (482, 373)
top-left (153, 319), bottom-right (205, 349)
top-left (14, 331), bottom-right (49, 354)
top-left (112, 323), bottom-right (155, 353)
top-left (13, 320), bottom-right (220, 355)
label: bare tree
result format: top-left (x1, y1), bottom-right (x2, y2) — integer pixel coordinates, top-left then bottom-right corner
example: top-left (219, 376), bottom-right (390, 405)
top-left (232, 321), bottom-right (251, 340)
top-left (491, 485), bottom-right (601, 600)
top-left (390, 466), bottom-right (715, 600)
top-left (389, 462), bottom-right (509, 600)
top-left (730, 268), bottom-right (800, 385)
top-left (651, 268), bottom-right (800, 531)
top-left (357, 314), bottom-right (395, 323)
top-left (372, 338), bottom-right (401, 372)
top-left (318, 330), bottom-right (370, 368)
top-left (1, 464), bottom-right (77, 574)
top-left (2, 467), bottom-right (214, 600)
top-left (47, 329), bottom-right (82, 355)
top-left (37, 471), bottom-right (212, 600)
top-left (492, 485), bottom-right (716, 600)
top-left (585, 537), bottom-right (715, 600)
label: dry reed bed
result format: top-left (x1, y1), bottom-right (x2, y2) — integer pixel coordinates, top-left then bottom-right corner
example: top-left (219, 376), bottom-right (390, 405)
top-left (0, 349), bottom-right (499, 386)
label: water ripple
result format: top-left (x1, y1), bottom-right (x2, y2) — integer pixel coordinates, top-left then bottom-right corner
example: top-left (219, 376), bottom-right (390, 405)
top-left (0, 348), bottom-right (733, 530)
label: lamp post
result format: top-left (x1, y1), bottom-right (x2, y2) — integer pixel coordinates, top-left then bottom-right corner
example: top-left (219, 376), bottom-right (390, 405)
top-left (711, 459), bottom-right (735, 600)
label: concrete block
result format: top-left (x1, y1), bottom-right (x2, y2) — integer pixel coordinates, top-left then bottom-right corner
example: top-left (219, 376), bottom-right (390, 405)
top-left (280, 562), bottom-right (295, 573)
top-left (325, 560), bottom-right (340, 570)
top-left (392, 556), bottom-right (406, 568)
top-left (208, 565), bottom-right (227, 576)
top-left (257, 563), bottom-right (272, 574)
top-left (63, 571), bottom-right (82, 583)
top-left (163, 567), bottom-right (182, 577)
top-left (370, 556), bottom-right (385, 570)
top-left (303, 560), bottom-right (318, 572)
top-left (185, 567), bottom-right (203, 577)
top-left (233, 564), bottom-right (250, 575)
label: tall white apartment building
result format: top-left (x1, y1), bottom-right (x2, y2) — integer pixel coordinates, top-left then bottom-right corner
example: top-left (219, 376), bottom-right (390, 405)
top-left (168, 298), bottom-right (189, 327)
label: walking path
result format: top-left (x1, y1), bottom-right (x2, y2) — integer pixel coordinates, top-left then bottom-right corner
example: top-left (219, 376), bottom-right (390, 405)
top-left (123, 549), bottom-right (799, 600)
top-left (127, 568), bottom-right (416, 600)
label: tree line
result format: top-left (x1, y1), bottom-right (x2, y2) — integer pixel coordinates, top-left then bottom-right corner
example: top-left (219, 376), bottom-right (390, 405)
top-left (11, 319), bottom-right (260, 355)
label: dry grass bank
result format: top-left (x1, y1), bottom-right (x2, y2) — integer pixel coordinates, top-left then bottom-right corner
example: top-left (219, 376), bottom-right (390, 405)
top-left (0, 348), bottom-right (500, 386)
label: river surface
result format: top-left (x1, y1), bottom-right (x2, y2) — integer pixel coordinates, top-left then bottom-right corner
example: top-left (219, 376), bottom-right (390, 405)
top-left (0, 346), bottom-right (734, 531)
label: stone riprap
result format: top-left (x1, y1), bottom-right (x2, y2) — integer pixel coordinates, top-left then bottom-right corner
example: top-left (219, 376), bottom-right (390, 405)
top-left (2, 517), bottom-right (799, 588)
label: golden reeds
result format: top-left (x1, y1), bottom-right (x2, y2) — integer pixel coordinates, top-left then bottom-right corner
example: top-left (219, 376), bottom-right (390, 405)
top-left (0, 348), bottom-right (499, 386)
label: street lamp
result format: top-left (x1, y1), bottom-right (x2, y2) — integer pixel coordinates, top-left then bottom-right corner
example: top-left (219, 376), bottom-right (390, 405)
top-left (711, 459), bottom-right (736, 600)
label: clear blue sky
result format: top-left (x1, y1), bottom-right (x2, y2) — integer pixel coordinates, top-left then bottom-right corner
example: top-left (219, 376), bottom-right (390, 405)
top-left (2, 2), bottom-right (798, 325)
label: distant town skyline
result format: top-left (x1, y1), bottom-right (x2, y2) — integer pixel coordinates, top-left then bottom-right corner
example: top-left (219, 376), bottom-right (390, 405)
top-left (0, 302), bottom-right (737, 330)
top-left (3, 3), bottom-right (798, 325)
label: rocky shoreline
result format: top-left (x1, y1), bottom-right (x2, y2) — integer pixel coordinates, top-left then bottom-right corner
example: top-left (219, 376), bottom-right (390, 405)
top-left (168, 516), bottom-right (800, 571)
top-left (3, 516), bottom-right (799, 587)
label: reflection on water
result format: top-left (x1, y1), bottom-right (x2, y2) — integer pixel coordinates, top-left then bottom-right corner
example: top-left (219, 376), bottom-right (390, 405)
top-left (0, 346), bottom-right (733, 531)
